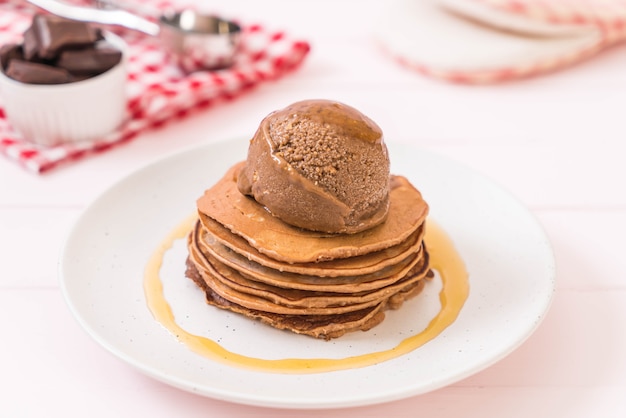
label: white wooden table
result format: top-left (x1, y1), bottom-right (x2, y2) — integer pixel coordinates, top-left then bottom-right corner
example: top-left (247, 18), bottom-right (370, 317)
top-left (2, 1), bottom-right (625, 416)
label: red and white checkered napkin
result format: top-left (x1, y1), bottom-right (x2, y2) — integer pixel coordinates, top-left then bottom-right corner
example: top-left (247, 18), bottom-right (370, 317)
top-left (0, 1), bottom-right (310, 174)
top-left (377, 0), bottom-right (626, 84)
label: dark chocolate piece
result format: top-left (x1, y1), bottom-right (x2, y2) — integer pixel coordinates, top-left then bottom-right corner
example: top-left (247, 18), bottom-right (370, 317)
top-left (5, 60), bottom-right (73, 84)
top-left (32, 14), bottom-right (102, 60)
top-left (0, 44), bottom-right (23, 71)
top-left (56, 41), bottom-right (122, 75)
top-left (0, 14), bottom-right (120, 84)
top-left (22, 25), bottom-right (40, 61)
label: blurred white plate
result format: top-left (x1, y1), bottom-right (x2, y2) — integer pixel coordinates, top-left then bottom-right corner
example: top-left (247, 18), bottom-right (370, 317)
top-left (59, 139), bottom-right (555, 409)
top-left (374, 0), bottom-right (604, 83)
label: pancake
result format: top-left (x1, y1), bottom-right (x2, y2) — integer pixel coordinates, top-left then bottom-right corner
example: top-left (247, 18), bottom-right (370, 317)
top-left (189, 219), bottom-right (428, 292)
top-left (185, 160), bottom-right (433, 339)
top-left (186, 258), bottom-right (428, 340)
top-left (197, 215), bottom-right (426, 277)
top-left (192, 242), bottom-right (430, 312)
top-left (196, 162), bottom-right (429, 263)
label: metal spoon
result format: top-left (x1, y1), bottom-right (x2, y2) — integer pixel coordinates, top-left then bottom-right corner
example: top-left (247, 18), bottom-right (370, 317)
top-left (27, 0), bottom-right (242, 72)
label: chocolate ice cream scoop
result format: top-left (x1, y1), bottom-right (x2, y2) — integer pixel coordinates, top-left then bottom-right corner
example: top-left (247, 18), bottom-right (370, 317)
top-left (237, 100), bottom-right (391, 234)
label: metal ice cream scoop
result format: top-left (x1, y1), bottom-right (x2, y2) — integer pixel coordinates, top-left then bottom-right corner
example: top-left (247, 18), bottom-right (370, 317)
top-left (27, 0), bottom-right (242, 73)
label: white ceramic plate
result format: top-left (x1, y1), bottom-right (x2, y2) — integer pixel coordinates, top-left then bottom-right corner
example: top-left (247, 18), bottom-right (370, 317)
top-left (59, 139), bottom-right (555, 409)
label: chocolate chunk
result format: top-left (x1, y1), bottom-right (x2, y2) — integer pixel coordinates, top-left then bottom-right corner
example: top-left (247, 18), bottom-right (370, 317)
top-left (22, 25), bottom-right (40, 61)
top-left (31, 14), bottom-right (102, 60)
top-left (0, 44), bottom-right (23, 71)
top-left (56, 41), bottom-right (122, 75)
top-left (0, 14), bottom-right (120, 85)
top-left (5, 60), bottom-right (73, 84)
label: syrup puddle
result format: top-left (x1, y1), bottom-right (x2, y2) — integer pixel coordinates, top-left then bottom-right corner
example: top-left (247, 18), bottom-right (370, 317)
top-left (144, 214), bottom-right (469, 374)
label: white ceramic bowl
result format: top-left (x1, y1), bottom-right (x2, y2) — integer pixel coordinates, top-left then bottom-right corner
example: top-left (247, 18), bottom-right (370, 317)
top-left (0, 32), bottom-right (127, 147)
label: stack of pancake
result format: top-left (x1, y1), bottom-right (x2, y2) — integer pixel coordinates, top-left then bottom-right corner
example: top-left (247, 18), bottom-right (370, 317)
top-left (185, 162), bottom-right (432, 340)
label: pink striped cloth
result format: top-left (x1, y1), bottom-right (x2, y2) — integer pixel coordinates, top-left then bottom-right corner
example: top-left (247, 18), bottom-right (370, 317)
top-left (0, 0), bottom-right (310, 173)
top-left (473, 0), bottom-right (626, 32)
top-left (383, 0), bottom-right (626, 84)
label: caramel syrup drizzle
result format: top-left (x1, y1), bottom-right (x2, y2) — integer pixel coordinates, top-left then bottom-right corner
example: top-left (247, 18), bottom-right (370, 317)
top-left (144, 214), bottom-right (469, 374)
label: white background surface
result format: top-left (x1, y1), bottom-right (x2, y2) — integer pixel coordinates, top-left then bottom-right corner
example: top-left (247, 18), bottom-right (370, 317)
top-left (1, 0), bottom-right (625, 417)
